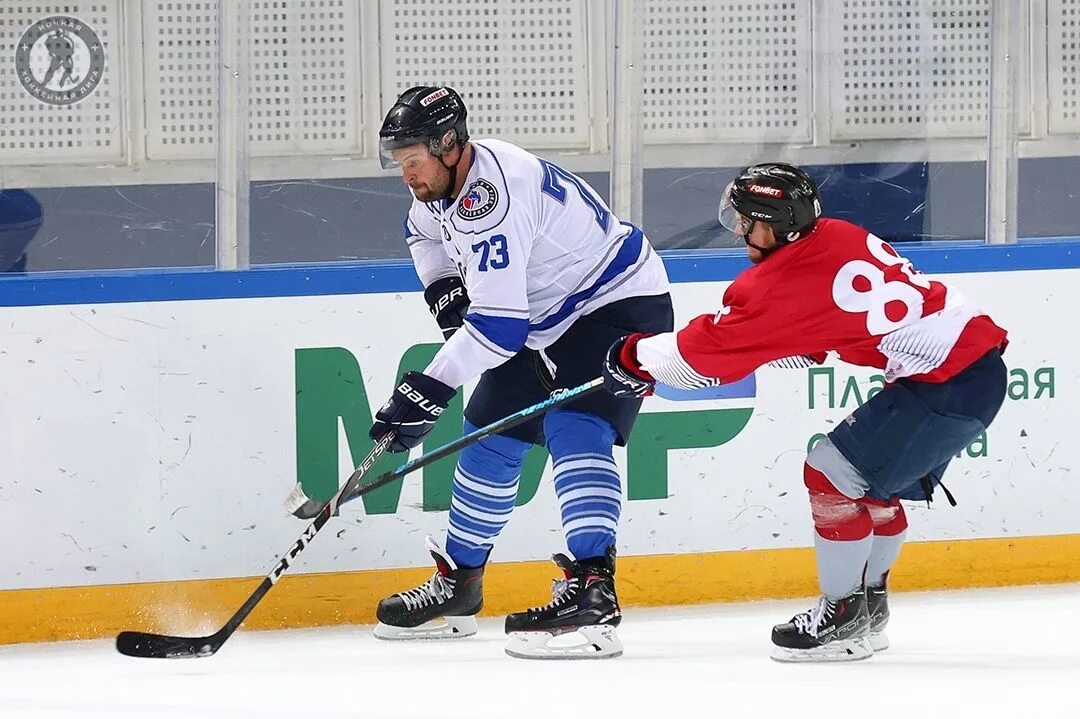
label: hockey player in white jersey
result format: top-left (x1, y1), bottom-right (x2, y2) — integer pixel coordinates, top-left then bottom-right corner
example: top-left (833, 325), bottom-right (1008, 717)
top-left (368, 86), bottom-right (672, 659)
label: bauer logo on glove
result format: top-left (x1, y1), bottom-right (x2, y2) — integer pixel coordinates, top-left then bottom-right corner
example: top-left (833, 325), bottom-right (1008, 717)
top-left (397, 379), bottom-right (449, 417)
top-left (371, 371), bottom-right (457, 452)
top-left (423, 276), bottom-right (470, 340)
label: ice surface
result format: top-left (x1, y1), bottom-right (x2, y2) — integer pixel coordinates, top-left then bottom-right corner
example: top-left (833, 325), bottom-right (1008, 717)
top-left (1, 584), bottom-right (1077, 718)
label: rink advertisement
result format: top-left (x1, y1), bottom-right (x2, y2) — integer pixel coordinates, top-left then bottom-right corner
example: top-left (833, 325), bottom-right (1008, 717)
top-left (0, 264), bottom-right (1077, 642)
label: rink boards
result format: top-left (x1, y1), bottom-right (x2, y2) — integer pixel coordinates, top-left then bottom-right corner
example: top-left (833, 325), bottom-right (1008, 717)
top-left (1, 245), bottom-right (1078, 643)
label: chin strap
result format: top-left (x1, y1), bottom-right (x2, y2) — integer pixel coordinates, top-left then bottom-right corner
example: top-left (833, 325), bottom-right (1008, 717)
top-left (441, 154), bottom-right (459, 201)
top-left (439, 141), bottom-right (469, 201)
top-left (743, 237), bottom-right (773, 254)
top-left (743, 220), bottom-right (802, 257)
top-left (742, 220), bottom-right (778, 257)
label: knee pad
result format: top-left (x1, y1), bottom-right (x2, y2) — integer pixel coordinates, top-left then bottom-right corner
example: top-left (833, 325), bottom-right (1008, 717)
top-left (863, 499), bottom-right (908, 537)
top-left (804, 463), bottom-right (872, 541)
top-left (458, 420), bottom-right (531, 484)
top-left (543, 409), bottom-right (618, 459)
top-left (806, 436), bottom-right (872, 499)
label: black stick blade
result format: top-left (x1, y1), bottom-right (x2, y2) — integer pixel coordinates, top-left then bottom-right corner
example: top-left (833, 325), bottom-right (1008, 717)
top-left (116, 630), bottom-right (220, 659)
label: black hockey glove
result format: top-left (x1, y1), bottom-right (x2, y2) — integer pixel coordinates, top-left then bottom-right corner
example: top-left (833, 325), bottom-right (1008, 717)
top-left (424, 276), bottom-right (470, 340)
top-left (370, 371), bottom-right (457, 453)
top-left (603, 334), bottom-right (656, 398)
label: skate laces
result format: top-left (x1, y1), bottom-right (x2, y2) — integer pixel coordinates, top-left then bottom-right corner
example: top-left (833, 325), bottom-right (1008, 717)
top-left (793, 596), bottom-right (836, 638)
top-left (397, 571), bottom-right (455, 612)
top-left (529, 575), bottom-right (580, 613)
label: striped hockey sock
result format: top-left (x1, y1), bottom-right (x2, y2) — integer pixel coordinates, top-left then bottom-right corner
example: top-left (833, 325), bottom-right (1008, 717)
top-left (445, 422), bottom-right (531, 569)
top-left (545, 409), bottom-right (622, 561)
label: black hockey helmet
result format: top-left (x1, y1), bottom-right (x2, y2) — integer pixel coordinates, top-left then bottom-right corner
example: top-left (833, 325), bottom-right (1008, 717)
top-left (379, 86), bottom-right (470, 169)
top-left (719, 163), bottom-right (822, 242)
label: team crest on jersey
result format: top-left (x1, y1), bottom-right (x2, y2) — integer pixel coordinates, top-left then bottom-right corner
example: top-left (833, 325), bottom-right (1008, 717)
top-left (458, 178), bottom-right (499, 220)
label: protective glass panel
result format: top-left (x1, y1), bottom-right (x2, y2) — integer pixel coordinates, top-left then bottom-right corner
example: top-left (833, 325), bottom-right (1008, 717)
top-left (2, 0), bottom-right (1074, 274)
top-left (638, 0), bottom-right (1037, 253)
top-left (250, 0), bottom-right (596, 264)
top-left (0, 1), bottom-right (159, 272)
top-left (1042, 0), bottom-right (1080, 242)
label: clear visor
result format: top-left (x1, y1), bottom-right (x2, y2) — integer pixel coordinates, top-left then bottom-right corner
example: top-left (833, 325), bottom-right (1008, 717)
top-left (380, 135), bottom-right (440, 170)
top-left (378, 137), bottom-right (416, 170)
top-left (718, 182), bottom-right (752, 236)
top-left (380, 129), bottom-right (455, 170)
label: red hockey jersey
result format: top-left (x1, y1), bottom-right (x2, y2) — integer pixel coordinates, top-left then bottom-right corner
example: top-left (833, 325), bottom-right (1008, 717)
top-left (636, 218), bottom-right (1008, 388)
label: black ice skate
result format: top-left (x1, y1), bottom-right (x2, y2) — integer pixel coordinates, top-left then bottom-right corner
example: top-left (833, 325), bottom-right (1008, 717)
top-left (866, 582), bottom-right (890, 651)
top-left (771, 588), bottom-right (872, 662)
top-left (373, 536), bottom-right (483, 640)
top-left (503, 549), bottom-right (622, 660)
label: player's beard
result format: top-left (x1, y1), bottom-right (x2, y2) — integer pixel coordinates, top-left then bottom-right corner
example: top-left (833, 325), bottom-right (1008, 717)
top-left (412, 165), bottom-right (453, 202)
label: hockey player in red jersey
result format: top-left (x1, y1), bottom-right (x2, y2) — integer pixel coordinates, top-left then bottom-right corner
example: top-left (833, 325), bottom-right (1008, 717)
top-left (602, 163), bottom-right (1009, 662)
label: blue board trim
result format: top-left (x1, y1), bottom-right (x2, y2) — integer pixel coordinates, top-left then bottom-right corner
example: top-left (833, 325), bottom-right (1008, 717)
top-left (1, 238), bottom-right (1078, 308)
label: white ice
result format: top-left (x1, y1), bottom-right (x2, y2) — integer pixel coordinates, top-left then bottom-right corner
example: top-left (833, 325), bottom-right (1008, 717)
top-left (2, 584), bottom-right (1077, 719)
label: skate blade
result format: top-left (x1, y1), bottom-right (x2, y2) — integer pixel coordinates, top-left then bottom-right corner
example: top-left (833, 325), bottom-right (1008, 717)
top-left (869, 631), bottom-right (889, 652)
top-left (770, 636), bottom-right (873, 663)
top-left (504, 624), bottom-right (623, 660)
top-left (373, 615), bottom-right (478, 641)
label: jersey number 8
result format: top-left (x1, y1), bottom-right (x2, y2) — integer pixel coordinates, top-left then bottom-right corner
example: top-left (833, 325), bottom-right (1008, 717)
top-left (833, 234), bottom-right (941, 335)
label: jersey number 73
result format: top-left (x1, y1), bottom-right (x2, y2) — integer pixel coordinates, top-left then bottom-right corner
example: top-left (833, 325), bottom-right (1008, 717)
top-left (471, 234), bottom-right (510, 272)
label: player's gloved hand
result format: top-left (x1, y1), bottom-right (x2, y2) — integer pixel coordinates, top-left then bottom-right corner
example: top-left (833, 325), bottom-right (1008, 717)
top-left (603, 334), bottom-right (656, 398)
top-left (370, 371), bottom-right (457, 452)
top-left (424, 276), bottom-right (470, 340)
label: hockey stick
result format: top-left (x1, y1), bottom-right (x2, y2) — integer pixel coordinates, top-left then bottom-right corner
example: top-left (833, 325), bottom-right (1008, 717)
top-left (115, 432), bottom-right (395, 659)
top-left (287, 377), bottom-right (605, 519)
top-left (115, 377), bottom-right (603, 659)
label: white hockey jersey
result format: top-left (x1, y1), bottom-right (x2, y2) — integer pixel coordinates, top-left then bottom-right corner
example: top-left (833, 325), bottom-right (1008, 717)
top-left (404, 139), bottom-right (670, 389)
